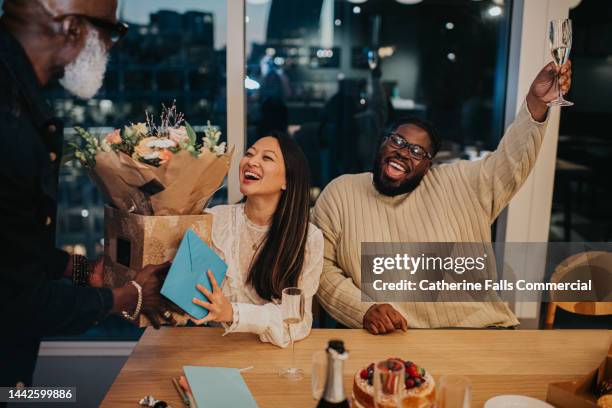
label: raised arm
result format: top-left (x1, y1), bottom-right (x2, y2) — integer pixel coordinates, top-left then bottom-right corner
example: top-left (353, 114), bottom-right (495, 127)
top-left (461, 61), bottom-right (572, 221)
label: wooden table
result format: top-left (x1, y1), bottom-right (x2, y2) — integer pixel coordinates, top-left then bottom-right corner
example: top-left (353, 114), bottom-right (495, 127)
top-left (102, 328), bottom-right (610, 407)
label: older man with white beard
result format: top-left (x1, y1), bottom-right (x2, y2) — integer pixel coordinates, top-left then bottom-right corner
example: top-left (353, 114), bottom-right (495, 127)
top-left (0, 0), bottom-right (170, 389)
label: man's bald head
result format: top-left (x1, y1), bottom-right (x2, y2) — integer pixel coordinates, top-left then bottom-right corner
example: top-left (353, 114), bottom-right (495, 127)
top-left (3, 0), bottom-right (118, 24)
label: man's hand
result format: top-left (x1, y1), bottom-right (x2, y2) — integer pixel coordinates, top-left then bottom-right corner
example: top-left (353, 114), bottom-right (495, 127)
top-left (111, 262), bottom-right (170, 329)
top-left (363, 303), bottom-right (407, 335)
top-left (527, 60), bottom-right (572, 121)
top-left (135, 262), bottom-right (171, 329)
top-left (88, 257), bottom-right (104, 288)
top-left (191, 270), bottom-right (233, 325)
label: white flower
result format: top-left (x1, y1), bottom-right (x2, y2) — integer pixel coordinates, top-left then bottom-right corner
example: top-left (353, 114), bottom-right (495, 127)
top-left (143, 151), bottom-right (160, 160)
top-left (100, 138), bottom-right (112, 152)
top-left (168, 126), bottom-right (189, 144)
top-left (131, 122), bottom-right (148, 136)
top-left (213, 142), bottom-right (227, 156)
top-left (146, 138), bottom-right (176, 149)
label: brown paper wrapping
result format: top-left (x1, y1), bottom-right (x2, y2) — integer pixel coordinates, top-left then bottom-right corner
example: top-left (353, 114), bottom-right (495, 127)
top-left (547, 342), bottom-right (612, 408)
top-left (91, 148), bottom-right (232, 216)
top-left (150, 147), bottom-right (233, 215)
top-left (103, 205), bottom-right (213, 327)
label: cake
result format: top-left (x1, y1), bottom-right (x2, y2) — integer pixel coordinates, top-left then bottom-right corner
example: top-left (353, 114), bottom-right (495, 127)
top-left (352, 358), bottom-right (435, 408)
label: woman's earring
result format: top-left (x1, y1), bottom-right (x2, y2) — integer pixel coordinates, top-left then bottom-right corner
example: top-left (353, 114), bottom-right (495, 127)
top-left (282, 185), bottom-right (287, 190)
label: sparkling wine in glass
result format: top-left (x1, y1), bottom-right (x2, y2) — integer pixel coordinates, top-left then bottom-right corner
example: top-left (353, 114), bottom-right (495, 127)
top-left (548, 19), bottom-right (573, 107)
top-left (279, 287), bottom-right (305, 380)
top-left (435, 375), bottom-right (471, 408)
top-left (373, 359), bottom-right (405, 408)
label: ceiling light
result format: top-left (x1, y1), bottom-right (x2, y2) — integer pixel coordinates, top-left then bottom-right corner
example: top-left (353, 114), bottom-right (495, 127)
top-left (347, 0), bottom-right (368, 3)
top-left (488, 6), bottom-right (502, 17)
top-left (395, 0), bottom-right (424, 4)
top-left (246, 0), bottom-right (271, 4)
top-left (353, 6), bottom-right (361, 14)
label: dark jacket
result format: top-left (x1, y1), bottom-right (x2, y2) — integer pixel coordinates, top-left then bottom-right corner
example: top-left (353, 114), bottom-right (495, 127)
top-left (0, 25), bottom-right (113, 386)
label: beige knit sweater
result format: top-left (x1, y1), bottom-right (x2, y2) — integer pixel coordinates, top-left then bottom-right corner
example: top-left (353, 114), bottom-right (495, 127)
top-left (313, 101), bottom-right (549, 328)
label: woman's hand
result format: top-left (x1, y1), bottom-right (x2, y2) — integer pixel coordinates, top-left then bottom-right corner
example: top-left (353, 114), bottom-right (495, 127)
top-left (191, 270), bottom-right (233, 324)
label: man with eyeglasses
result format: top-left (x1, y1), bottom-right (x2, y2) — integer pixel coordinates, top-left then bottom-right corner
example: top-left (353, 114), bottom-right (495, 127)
top-left (314, 61), bottom-right (572, 334)
top-left (0, 0), bottom-right (168, 389)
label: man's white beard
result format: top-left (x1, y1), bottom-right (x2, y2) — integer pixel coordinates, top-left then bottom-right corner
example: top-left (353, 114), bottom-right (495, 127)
top-left (59, 30), bottom-right (109, 100)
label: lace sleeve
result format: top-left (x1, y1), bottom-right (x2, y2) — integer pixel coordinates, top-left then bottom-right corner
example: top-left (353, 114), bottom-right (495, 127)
top-left (205, 204), bottom-right (234, 259)
top-left (222, 223), bottom-right (324, 347)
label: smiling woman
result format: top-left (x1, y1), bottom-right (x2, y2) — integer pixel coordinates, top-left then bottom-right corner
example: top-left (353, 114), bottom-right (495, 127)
top-left (194, 132), bottom-right (324, 348)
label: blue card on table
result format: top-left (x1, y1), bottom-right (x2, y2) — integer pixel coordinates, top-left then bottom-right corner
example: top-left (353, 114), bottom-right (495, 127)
top-left (183, 366), bottom-right (259, 408)
top-left (161, 229), bottom-right (227, 320)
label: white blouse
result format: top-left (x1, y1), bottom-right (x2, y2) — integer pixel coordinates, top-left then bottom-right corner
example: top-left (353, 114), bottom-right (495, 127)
top-left (204, 203), bottom-right (323, 348)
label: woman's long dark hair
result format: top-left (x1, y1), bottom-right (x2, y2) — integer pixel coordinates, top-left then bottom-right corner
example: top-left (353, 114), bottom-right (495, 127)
top-left (246, 131), bottom-right (311, 301)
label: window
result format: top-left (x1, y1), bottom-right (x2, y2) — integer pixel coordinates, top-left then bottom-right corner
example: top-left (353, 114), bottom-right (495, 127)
top-left (245, 0), bottom-right (513, 190)
top-left (549, 0), bottom-right (612, 242)
top-left (50, 0), bottom-right (228, 340)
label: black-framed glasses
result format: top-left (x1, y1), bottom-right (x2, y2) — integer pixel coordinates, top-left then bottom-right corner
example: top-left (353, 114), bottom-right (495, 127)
top-left (59, 14), bottom-right (129, 44)
top-left (385, 133), bottom-right (432, 161)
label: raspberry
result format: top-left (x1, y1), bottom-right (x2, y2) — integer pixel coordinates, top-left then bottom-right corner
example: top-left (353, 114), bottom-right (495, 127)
top-left (360, 369), bottom-right (369, 380)
top-left (408, 365), bottom-right (419, 378)
top-left (405, 378), bottom-right (415, 388)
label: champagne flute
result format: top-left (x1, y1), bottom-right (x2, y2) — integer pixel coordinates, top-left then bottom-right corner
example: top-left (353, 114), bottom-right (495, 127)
top-left (548, 19), bottom-right (573, 107)
top-left (373, 359), bottom-right (405, 408)
top-left (435, 375), bottom-right (471, 408)
top-left (279, 287), bottom-right (305, 380)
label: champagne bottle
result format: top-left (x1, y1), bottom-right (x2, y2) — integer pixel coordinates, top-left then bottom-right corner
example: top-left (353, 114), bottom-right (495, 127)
top-left (316, 340), bottom-right (350, 408)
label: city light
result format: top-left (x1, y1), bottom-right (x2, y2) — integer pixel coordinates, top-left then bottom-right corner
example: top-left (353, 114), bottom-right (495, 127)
top-left (316, 49), bottom-right (334, 58)
top-left (378, 46), bottom-right (395, 58)
top-left (99, 99), bottom-right (113, 114)
top-left (244, 76), bottom-right (261, 90)
top-left (488, 6), bottom-right (503, 17)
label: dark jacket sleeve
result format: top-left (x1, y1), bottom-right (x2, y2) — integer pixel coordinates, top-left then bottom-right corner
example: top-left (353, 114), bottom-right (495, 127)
top-left (0, 112), bottom-right (69, 284)
top-left (0, 112), bottom-right (113, 338)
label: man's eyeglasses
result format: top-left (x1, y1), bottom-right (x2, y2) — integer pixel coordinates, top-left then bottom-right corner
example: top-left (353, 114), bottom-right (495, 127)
top-left (59, 14), bottom-right (129, 44)
top-left (384, 133), bottom-right (432, 161)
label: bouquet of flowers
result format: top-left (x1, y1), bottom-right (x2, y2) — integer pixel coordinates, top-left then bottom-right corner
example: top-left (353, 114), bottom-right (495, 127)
top-left (69, 103), bottom-right (232, 216)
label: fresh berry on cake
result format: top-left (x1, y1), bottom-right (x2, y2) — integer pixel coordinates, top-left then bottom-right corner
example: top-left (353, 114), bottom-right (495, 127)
top-left (352, 358), bottom-right (435, 408)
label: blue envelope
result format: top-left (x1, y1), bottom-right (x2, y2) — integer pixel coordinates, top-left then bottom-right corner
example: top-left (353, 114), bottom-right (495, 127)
top-left (161, 229), bottom-right (228, 320)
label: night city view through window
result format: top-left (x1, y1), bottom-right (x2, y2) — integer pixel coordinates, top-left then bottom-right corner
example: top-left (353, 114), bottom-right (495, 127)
top-left (246, 0), bottom-right (512, 189)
